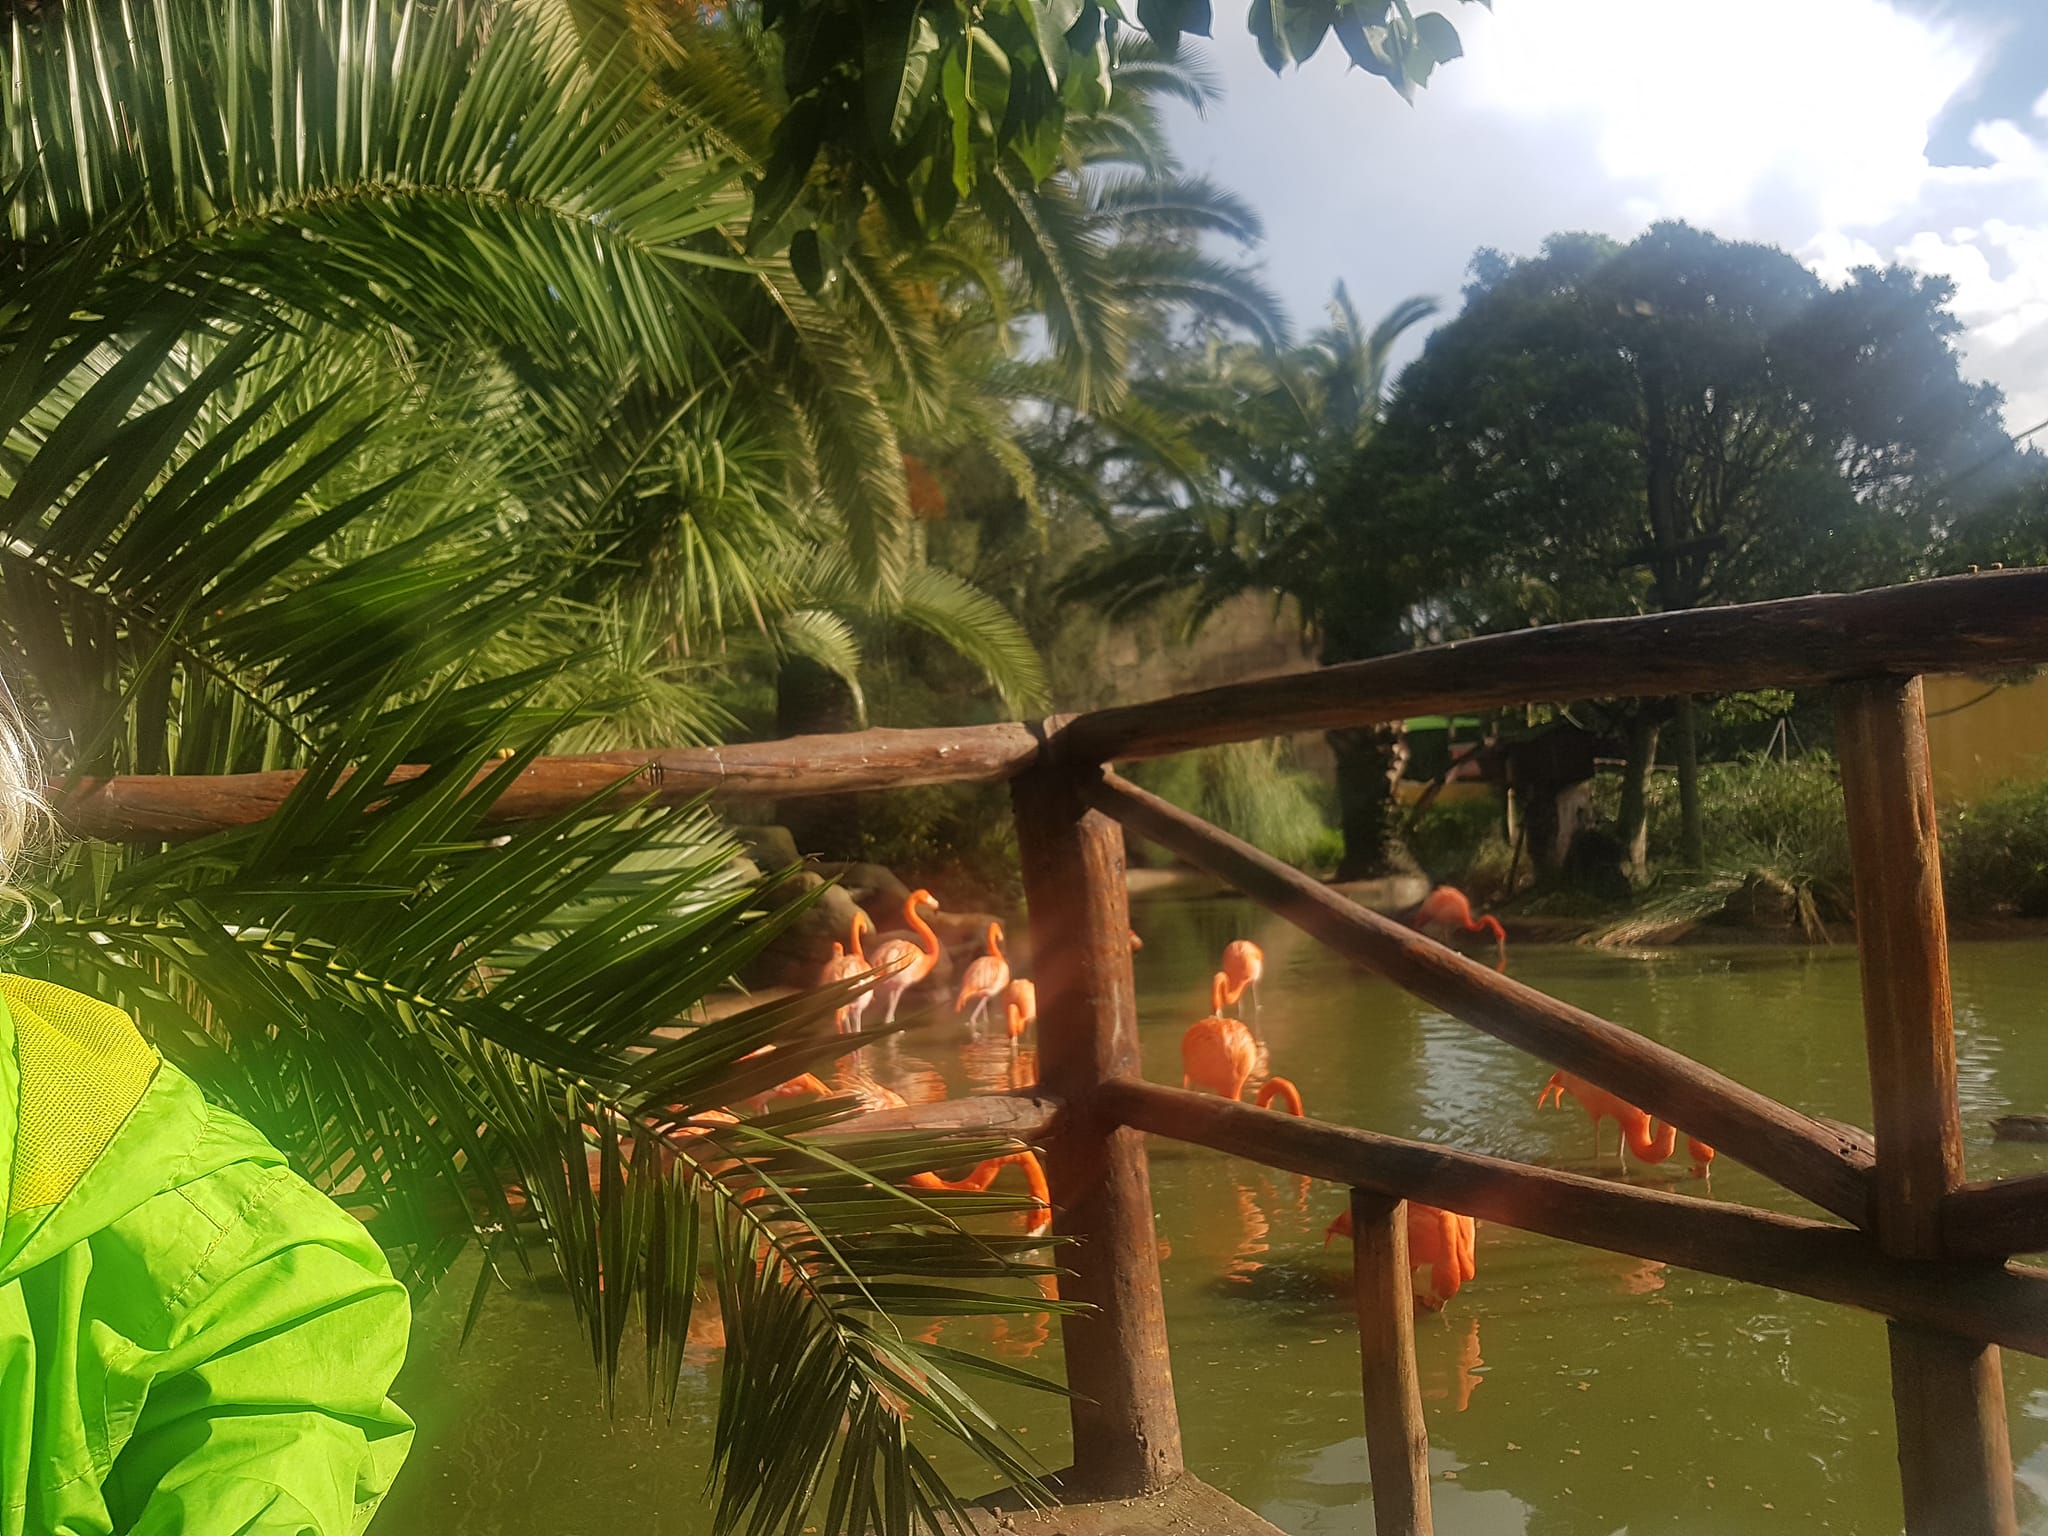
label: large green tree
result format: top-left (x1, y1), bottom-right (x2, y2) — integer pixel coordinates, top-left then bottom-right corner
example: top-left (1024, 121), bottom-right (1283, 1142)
top-left (1353, 221), bottom-right (2022, 872)
top-left (1, 0), bottom-right (1476, 1530)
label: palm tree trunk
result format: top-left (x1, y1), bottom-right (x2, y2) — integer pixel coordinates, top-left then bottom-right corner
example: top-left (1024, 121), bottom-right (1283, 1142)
top-left (1329, 724), bottom-right (1403, 880)
top-left (1615, 711), bottom-right (1660, 882)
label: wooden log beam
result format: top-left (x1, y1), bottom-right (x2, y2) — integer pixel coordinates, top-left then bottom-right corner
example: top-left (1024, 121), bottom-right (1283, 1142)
top-left (1089, 770), bottom-right (1878, 1227)
top-left (53, 724), bottom-right (1048, 843)
top-left (803, 1091), bottom-right (1063, 1142)
top-left (1350, 1191), bottom-right (1435, 1536)
top-left (1104, 1080), bottom-right (2048, 1358)
top-left (1943, 1173), bottom-right (2048, 1261)
top-left (1055, 570), bottom-right (2048, 765)
top-left (1836, 676), bottom-right (2018, 1536)
top-left (1012, 765), bottom-right (1183, 1499)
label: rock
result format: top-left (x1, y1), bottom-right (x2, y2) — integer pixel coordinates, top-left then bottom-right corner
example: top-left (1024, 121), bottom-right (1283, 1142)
top-left (739, 874), bottom-right (867, 989)
top-left (731, 823), bottom-right (802, 871)
top-left (1718, 869), bottom-right (1800, 928)
top-left (815, 860), bottom-right (914, 914)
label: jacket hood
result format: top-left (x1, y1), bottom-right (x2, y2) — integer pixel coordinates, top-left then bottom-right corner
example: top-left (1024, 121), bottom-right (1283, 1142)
top-left (0, 975), bottom-right (276, 1282)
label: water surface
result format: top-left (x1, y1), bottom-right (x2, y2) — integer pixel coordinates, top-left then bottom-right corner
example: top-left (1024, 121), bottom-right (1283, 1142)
top-left (380, 902), bottom-right (2048, 1534)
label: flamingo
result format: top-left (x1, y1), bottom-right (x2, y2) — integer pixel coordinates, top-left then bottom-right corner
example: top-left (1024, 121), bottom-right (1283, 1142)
top-left (1537, 1069), bottom-right (1715, 1177)
top-left (1128, 930), bottom-right (1144, 952)
top-left (909, 1150), bottom-right (1052, 1236)
top-left (954, 920), bottom-right (1010, 1026)
top-left (1220, 940), bottom-right (1264, 1015)
top-left (1181, 973), bottom-right (1303, 1114)
top-left (1325, 1202), bottom-right (1480, 1311)
top-left (1406, 885), bottom-right (1507, 970)
top-left (1004, 978), bottom-right (1036, 1041)
top-left (818, 910), bottom-right (876, 1033)
top-left (868, 888), bottom-right (942, 1024)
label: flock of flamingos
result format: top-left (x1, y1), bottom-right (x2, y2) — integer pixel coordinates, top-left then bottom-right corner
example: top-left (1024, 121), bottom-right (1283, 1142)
top-left (767, 882), bottom-right (1716, 1316)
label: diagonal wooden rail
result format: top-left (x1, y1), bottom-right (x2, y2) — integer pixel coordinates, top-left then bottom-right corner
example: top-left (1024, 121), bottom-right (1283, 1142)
top-left (1086, 769), bottom-right (1879, 1226)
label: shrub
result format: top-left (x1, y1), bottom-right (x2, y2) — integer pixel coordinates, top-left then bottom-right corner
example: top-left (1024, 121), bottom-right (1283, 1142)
top-left (1943, 777), bottom-right (2048, 919)
top-left (1130, 739), bottom-right (1335, 871)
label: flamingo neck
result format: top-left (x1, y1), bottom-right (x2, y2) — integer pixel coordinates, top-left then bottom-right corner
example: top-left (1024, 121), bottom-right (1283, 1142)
top-left (850, 912), bottom-right (870, 962)
top-left (1254, 1077), bottom-right (1304, 1116)
top-left (1626, 1117), bottom-right (1681, 1164)
top-left (987, 923), bottom-right (1005, 961)
top-left (906, 900), bottom-right (939, 958)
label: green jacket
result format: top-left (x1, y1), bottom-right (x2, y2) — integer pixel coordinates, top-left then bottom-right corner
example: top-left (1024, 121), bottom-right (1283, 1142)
top-left (0, 975), bottom-right (414, 1534)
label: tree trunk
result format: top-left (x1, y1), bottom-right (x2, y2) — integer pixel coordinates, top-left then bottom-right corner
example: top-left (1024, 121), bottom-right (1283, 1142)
top-left (1673, 693), bottom-right (1706, 868)
top-left (1329, 724), bottom-right (1404, 881)
top-left (775, 657), bottom-right (865, 861)
top-left (1615, 712), bottom-right (1661, 882)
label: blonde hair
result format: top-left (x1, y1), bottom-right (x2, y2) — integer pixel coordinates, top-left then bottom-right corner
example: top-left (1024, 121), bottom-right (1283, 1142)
top-left (0, 681), bottom-right (46, 886)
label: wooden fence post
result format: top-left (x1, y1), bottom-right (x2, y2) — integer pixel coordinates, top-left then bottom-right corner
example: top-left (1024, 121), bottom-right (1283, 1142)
top-left (1350, 1191), bottom-right (1434, 1536)
top-left (1012, 764), bottom-right (1183, 1498)
top-left (1836, 676), bottom-right (2017, 1536)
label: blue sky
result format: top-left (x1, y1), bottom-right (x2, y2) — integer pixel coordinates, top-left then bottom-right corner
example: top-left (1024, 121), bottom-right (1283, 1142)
top-left (1166, 0), bottom-right (2048, 435)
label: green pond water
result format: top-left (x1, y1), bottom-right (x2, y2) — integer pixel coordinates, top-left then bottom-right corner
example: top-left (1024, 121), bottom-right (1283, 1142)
top-left (377, 900), bottom-right (2048, 1535)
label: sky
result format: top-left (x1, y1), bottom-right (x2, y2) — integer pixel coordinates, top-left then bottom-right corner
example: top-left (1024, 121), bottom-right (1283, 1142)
top-left (1165, 0), bottom-right (2048, 436)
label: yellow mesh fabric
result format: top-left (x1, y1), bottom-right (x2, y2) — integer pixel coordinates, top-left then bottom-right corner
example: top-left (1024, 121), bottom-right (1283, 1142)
top-left (3, 975), bottom-right (160, 1217)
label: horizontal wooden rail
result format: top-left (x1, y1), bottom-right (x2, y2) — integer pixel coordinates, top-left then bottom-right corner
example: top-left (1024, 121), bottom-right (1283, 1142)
top-left (1942, 1173), bottom-right (2048, 1260)
top-left (804, 1091), bottom-right (1062, 1142)
top-left (54, 724), bottom-right (1048, 842)
top-left (1089, 771), bottom-right (1879, 1227)
top-left (1106, 1081), bottom-right (2048, 1358)
top-left (1055, 569), bottom-right (2048, 763)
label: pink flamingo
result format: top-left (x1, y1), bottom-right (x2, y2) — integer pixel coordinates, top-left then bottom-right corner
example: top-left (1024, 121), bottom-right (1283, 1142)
top-left (1537, 1069), bottom-right (1715, 1177)
top-left (1181, 973), bottom-right (1303, 1114)
top-left (954, 920), bottom-right (1010, 1026)
top-left (1407, 885), bottom-right (1507, 970)
top-left (1220, 939), bottom-right (1264, 1015)
top-left (868, 888), bottom-right (942, 1024)
top-left (1004, 978), bottom-right (1036, 1041)
top-left (1325, 1202), bottom-right (1479, 1311)
top-left (818, 910), bottom-right (876, 1033)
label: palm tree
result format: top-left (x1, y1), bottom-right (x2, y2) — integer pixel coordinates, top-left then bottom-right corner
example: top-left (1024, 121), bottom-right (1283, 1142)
top-left (2, 4), bottom-right (1075, 1530)
top-left (1056, 288), bottom-right (1439, 876)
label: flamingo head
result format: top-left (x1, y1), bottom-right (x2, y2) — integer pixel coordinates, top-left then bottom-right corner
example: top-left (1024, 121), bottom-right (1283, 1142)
top-left (907, 887), bottom-right (939, 915)
top-left (988, 919), bottom-right (1005, 950)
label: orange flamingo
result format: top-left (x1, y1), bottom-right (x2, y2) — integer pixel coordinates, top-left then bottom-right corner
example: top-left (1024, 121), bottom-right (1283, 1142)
top-left (1407, 885), bottom-right (1507, 970)
top-left (1537, 1069), bottom-right (1715, 1177)
top-left (1182, 973), bottom-right (1258, 1101)
top-left (1325, 1202), bottom-right (1479, 1311)
top-left (818, 910), bottom-right (876, 1033)
top-left (868, 888), bottom-right (942, 1023)
top-left (909, 1150), bottom-right (1052, 1236)
top-left (954, 920), bottom-right (1011, 1026)
top-left (1004, 977), bottom-right (1036, 1040)
top-left (1181, 973), bottom-right (1303, 1114)
top-left (1220, 940), bottom-right (1264, 1015)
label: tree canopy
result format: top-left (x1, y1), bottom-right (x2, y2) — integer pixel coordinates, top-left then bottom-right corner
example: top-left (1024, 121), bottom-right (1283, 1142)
top-left (1352, 222), bottom-right (2021, 636)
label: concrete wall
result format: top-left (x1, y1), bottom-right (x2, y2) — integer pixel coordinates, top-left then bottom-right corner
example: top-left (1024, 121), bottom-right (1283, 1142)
top-left (1924, 672), bottom-right (2048, 803)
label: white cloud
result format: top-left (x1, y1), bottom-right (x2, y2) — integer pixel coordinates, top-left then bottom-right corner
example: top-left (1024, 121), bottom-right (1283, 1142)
top-left (1461, 0), bottom-right (1978, 230)
top-left (1169, 0), bottom-right (2048, 432)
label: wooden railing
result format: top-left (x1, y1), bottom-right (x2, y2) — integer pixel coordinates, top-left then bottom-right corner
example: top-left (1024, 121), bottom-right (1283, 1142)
top-left (57, 568), bottom-right (2048, 1536)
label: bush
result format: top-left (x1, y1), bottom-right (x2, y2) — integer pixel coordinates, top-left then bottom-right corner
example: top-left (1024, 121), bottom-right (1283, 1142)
top-left (1130, 739), bottom-right (1335, 871)
top-left (1403, 795), bottom-right (1510, 892)
top-left (1944, 778), bottom-right (2048, 919)
top-left (1644, 751), bottom-right (1853, 904)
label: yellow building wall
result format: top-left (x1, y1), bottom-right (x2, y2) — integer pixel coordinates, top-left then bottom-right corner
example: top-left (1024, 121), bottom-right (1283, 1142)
top-left (1924, 672), bottom-right (2048, 804)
